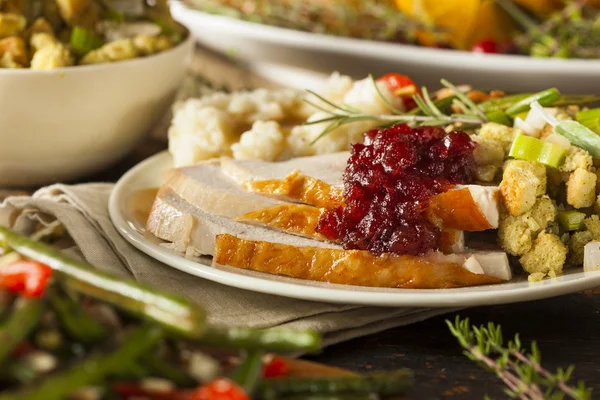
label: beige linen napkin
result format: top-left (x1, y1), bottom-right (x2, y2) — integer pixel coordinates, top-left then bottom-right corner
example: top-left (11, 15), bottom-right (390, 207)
top-left (0, 183), bottom-right (456, 348)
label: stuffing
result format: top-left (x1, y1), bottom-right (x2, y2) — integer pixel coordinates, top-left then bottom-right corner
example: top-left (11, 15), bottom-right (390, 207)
top-left (231, 121), bottom-right (286, 161)
top-left (519, 232), bottom-right (567, 276)
top-left (29, 33), bottom-right (73, 69)
top-left (80, 38), bottom-right (138, 64)
top-left (568, 231), bottom-right (594, 265)
top-left (342, 77), bottom-right (404, 114)
top-left (54, 0), bottom-right (99, 28)
top-left (566, 168), bottom-right (597, 208)
top-left (0, 51), bottom-right (20, 67)
top-left (560, 146), bottom-right (593, 173)
top-left (132, 35), bottom-right (172, 56)
top-left (168, 106), bottom-right (236, 166)
top-left (0, 36), bottom-right (27, 66)
top-left (0, 12), bottom-right (25, 38)
top-left (471, 136), bottom-right (505, 166)
top-left (318, 72), bottom-right (354, 107)
top-left (584, 215), bottom-right (600, 240)
top-left (478, 123), bottom-right (518, 152)
top-left (500, 160), bottom-right (547, 216)
top-left (497, 195), bottom-right (556, 256)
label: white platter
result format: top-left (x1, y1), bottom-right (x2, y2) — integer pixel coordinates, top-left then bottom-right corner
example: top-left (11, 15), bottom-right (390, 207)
top-left (110, 151), bottom-right (600, 307)
top-left (171, 1), bottom-right (600, 94)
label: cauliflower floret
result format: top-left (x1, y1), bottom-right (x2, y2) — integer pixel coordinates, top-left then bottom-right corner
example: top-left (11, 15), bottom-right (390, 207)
top-left (500, 160), bottom-right (547, 216)
top-left (519, 232), bottom-right (567, 276)
top-left (80, 38), bottom-right (138, 65)
top-left (29, 33), bottom-right (73, 69)
top-left (0, 36), bottom-right (27, 66)
top-left (231, 121), bottom-right (286, 161)
top-left (566, 168), bottom-right (597, 208)
top-left (560, 146), bottom-right (593, 173)
top-left (584, 215), bottom-right (600, 240)
top-left (497, 195), bottom-right (556, 256)
top-left (568, 231), bottom-right (594, 265)
top-left (132, 35), bottom-right (172, 56)
top-left (478, 123), bottom-right (518, 153)
top-left (0, 13), bottom-right (26, 38)
top-left (168, 105), bottom-right (236, 166)
top-left (471, 136), bottom-right (505, 166)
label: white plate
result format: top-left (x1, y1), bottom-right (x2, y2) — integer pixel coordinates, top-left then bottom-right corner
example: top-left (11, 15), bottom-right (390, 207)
top-left (171, 1), bottom-right (600, 94)
top-left (109, 151), bottom-right (600, 307)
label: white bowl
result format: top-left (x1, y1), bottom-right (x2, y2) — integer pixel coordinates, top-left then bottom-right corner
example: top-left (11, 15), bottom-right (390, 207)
top-left (172, 1), bottom-right (600, 93)
top-left (0, 34), bottom-right (194, 187)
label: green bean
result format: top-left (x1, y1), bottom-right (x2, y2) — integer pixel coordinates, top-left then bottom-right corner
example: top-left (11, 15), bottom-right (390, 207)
top-left (199, 325), bottom-right (322, 353)
top-left (485, 110), bottom-right (512, 126)
top-left (0, 360), bottom-right (38, 384)
top-left (49, 291), bottom-right (107, 345)
top-left (479, 93), bottom-right (532, 113)
top-left (0, 298), bottom-right (43, 365)
top-left (505, 88), bottom-right (561, 116)
top-left (230, 350), bottom-right (264, 394)
top-left (257, 370), bottom-right (413, 399)
top-left (0, 325), bottom-right (164, 400)
top-left (143, 354), bottom-right (197, 387)
top-left (553, 94), bottom-right (600, 107)
top-left (408, 95), bottom-right (454, 115)
top-left (0, 227), bottom-right (206, 339)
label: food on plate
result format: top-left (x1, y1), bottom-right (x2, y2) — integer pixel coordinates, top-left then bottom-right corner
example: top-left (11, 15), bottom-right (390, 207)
top-left (184, 0), bottom-right (600, 58)
top-left (0, 225), bottom-right (415, 398)
top-left (0, 0), bottom-right (184, 69)
top-left (157, 72), bottom-right (600, 286)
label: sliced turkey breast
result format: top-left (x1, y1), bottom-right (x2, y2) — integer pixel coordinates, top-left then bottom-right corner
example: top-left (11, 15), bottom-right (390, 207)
top-left (220, 152), bottom-right (349, 187)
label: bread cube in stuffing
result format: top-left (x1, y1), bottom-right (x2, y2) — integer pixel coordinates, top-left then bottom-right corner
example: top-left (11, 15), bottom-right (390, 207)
top-left (519, 232), bottom-right (567, 275)
top-left (560, 146), bottom-right (593, 173)
top-left (500, 160), bottom-right (546, 216)
top-left (478, 123), bottom-right (518, 153)
top-left (566, 168), bottom-right (597, 209)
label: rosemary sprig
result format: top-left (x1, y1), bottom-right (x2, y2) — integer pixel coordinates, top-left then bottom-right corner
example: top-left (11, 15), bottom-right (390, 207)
top-left (447, 316), bottom-right (592, 400)
top-left (306, 78), bottom-right (488, 144)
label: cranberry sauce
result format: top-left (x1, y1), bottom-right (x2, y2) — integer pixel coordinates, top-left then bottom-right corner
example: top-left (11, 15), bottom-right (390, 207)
top-left (316, 124), bottom-right (477, 255)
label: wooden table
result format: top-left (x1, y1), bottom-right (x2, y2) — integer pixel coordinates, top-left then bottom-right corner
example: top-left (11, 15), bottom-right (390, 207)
top-left (83, 136), bottom-right (600, 400)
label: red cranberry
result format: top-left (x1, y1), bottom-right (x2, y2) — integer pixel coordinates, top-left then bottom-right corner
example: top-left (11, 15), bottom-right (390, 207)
top-left (317, 123), bottom-right (477, 255)
top-left (470, 39), bottom-right (499, 54)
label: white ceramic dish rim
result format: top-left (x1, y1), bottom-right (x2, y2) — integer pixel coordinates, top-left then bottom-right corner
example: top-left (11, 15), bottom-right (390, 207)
top-left (172, 1), bottom-right (600, 73)
top-left (109, 151), bottom-right (600, 307)
top-left (0, 32), bottom-right (194, 75)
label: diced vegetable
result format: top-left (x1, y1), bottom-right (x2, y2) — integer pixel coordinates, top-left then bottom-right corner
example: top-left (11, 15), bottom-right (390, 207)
top-left (555, 120), bottom-right (600, 158)
top-left (377, 73), bottom-right (420, 109)
top-left (505, 88), bottom-right (561, 117)
top-left (192, 378), bottom-right (250, 400)
top-left (584, 242), bottom-right (600, 272)
top-left (557, 210), bottom-right (586, 231)
top-left (0, 261), bottom-right (53, 298)
top-left (576, 108), bottom-right (600, 134)
top-left (262, 356), bottom-right (291, 378)
top-left (70, 26), bottom-right (104, 56)
top-left (508, 133), bottom-right (566, 168)
top-left (485, 110), bottom-right (512, 126)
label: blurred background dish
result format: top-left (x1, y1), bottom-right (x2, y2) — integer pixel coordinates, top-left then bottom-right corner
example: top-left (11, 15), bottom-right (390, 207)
top-left (171, 0), bottom-right (600, 93)
top-left (0, 35), bottom-right (193, 186)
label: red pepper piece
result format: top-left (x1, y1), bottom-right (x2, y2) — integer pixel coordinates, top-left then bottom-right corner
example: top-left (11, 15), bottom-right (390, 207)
top-left (263, 356), bottom-right (291, 378)
top-left (470, 39), bottom-right (499, 54)
top-left (376, 73), bottom-right (421, 110)
top-left (191, 378), bottom-right (249, 400)
top-left (0, 261), bottom-right (53, 297)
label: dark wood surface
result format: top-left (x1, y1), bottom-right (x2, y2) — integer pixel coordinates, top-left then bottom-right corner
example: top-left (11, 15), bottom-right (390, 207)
top-left (79, 139), bottom-right (600, 399)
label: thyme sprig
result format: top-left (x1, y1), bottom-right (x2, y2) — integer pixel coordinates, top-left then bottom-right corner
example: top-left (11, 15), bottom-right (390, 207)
top-left (307, 77), bottom-right (489, 144)
top-left (447, 316), bottom-right (592, 400)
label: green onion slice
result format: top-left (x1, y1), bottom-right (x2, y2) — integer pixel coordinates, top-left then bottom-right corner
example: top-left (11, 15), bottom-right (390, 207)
top-left (558, 210), bottom-right (586, 231)
top-left (576, 108), bottom-right (600, 135)
top-left (70, 26), bottom-right (104, 56)
top-left (508, 133), bottom-right (567, 168)
top-left (505, 88), bottom-right (561, 117)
